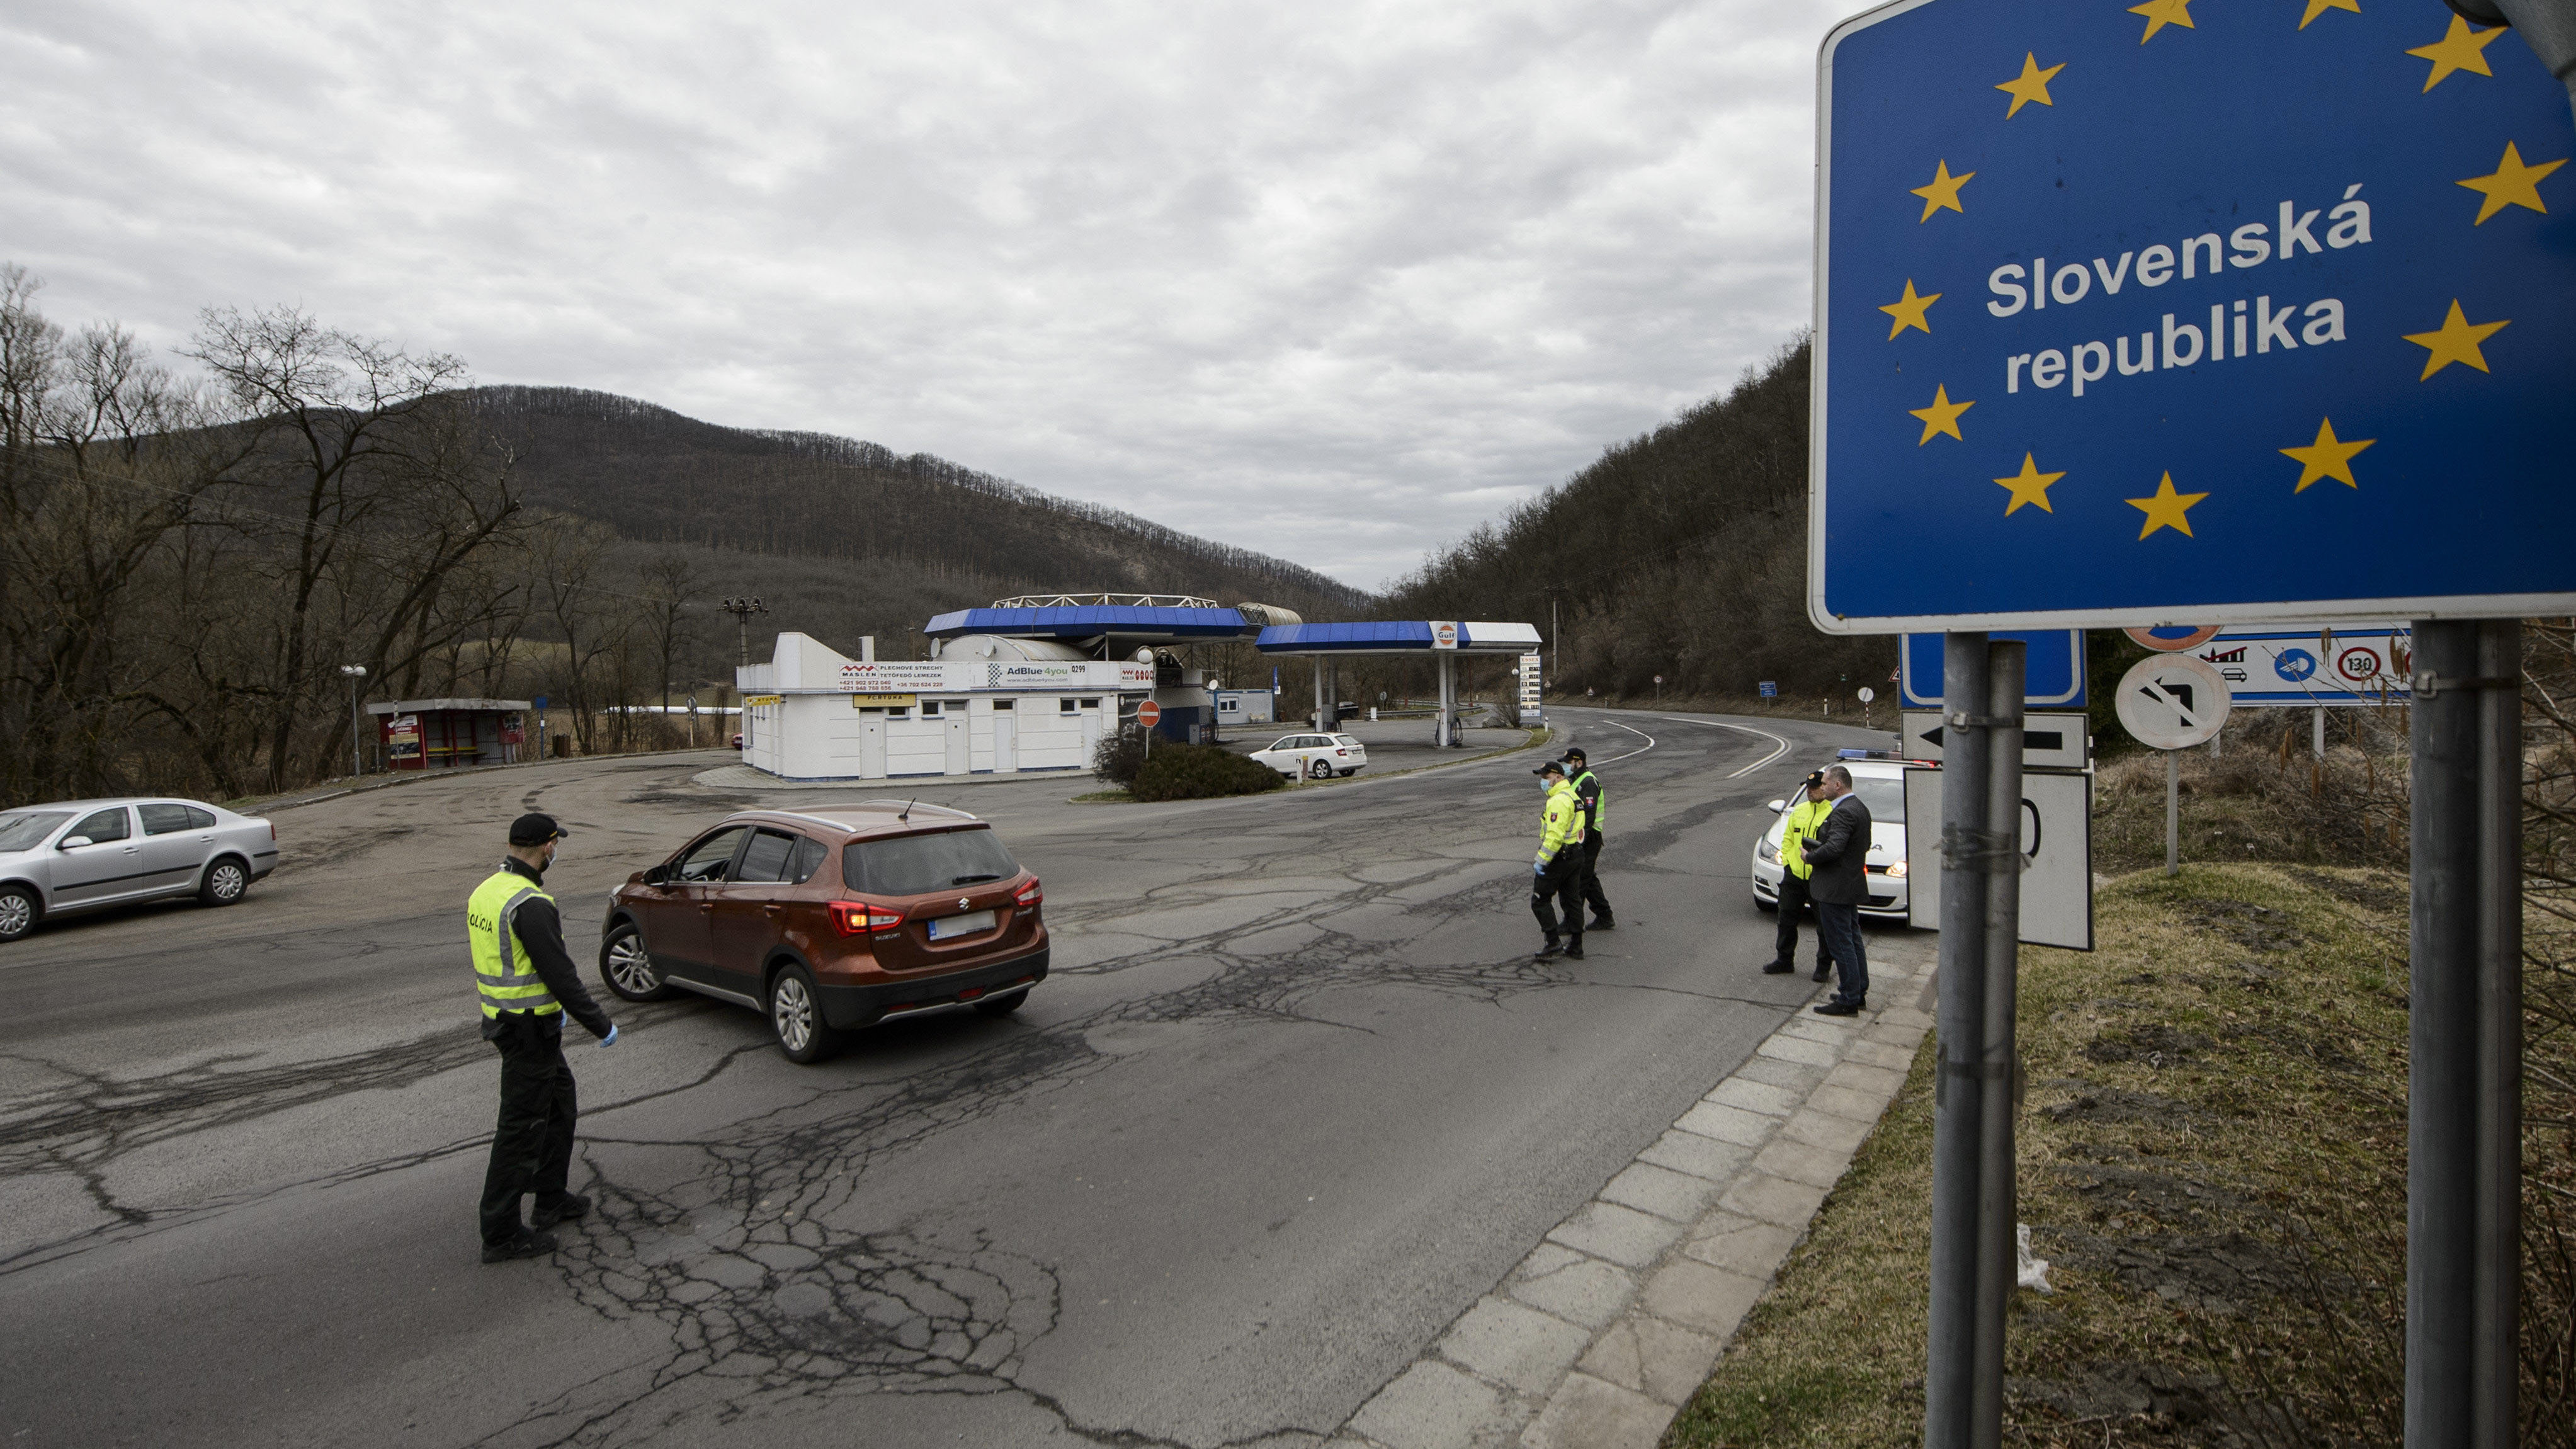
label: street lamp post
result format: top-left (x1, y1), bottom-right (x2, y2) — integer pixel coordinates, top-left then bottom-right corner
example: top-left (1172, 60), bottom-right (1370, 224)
top-left (338, 665), bottom-right (368, 777)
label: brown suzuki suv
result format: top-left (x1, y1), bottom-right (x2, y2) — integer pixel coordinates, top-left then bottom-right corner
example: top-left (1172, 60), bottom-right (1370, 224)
top-left (598, 802), bottom-right (1048, 1063)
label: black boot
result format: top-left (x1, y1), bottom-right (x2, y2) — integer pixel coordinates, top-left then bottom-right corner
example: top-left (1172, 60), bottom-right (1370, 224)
top-left (1536, 939), bottom-right (1565, 960)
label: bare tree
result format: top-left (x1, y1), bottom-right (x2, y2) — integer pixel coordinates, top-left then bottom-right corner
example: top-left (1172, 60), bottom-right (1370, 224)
top-left (640, 551), bottom-right (700, 715)
top-left (187, 307), bottom-right (469, 790)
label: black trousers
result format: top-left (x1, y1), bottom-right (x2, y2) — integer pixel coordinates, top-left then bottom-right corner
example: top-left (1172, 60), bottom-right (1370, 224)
top-left (1531, 856), bottom-right (1585, 946)
top-left (1577, 832), bottom-right (1610, 919)
top-left (480, 1013), bottom-right (580, 1245)
top-left (1771, 872), bottom-right (1837, 970)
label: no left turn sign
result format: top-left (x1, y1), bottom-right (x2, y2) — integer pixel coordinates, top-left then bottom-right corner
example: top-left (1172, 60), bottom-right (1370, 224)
top-left (2114, 656), bottom-right (2231, 751)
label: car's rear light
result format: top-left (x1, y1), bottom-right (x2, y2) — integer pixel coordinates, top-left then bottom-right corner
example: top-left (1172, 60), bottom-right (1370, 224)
top-left (829, 900), bottom-right (905, 935)
top-left (1014, 878), bottom-right (1043, 907)
top-left (268, 822), bottom-right (276, 840)
top-left (1335, 749), bottom-right (1346, 756)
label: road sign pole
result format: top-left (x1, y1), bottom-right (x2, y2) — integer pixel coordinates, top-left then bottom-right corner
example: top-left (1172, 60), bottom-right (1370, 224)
top-left (1924, 633), bottom-right (2024, 1449)
top-left (2165, 752), bottom-right (2179, 878)
top-left (2405, 618), bottom-right (2521, 1448)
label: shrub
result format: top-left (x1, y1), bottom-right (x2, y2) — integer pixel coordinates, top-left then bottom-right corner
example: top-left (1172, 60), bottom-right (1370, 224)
top-left (1091, 726), bottom-right (1147, 787)
top-left (1129, 742), bottom-right (1287, 802)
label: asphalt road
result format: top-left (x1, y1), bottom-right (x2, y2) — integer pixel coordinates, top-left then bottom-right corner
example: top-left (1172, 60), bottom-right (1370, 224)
top-left (0, 707), bottom-right (1913, 1448)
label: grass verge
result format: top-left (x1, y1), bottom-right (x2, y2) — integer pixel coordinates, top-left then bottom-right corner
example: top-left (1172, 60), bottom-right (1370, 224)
top-left (1663, 861), bottom-right (2437, 1447)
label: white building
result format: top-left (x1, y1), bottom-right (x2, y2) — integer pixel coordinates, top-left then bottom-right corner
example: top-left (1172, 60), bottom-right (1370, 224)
top-left (734, 632), bottom-right (1154, 781)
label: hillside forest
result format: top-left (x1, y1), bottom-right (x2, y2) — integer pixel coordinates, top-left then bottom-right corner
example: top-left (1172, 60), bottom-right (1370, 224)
top-left (1366, 337), bottom-right (1896, 712)
top-left (0, 267), bottom-right (1359, 807)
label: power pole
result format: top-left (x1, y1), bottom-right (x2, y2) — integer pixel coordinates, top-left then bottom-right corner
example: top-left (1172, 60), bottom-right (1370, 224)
top-left (720, 597), bottom-right (769, 669)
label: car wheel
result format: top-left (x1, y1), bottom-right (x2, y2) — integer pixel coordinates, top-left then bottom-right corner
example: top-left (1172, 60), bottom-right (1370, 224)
top-left (1307, 758), bottom-right (1332, 780)
top-left (972, 989), bottom-right (1028, 1018)
top-left (599, 919), bottom-right (675, 1002)
top-left (0, 886), bottom-right (37, 942)
top-left (1754, 895), bottom-right (1778, 913)
top-left (198, 856), bottom-right (250, 907)
top-left (769, 963), bottom-right (842, 1064)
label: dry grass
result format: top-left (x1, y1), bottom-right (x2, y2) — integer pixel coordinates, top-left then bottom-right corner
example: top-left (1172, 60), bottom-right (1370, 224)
top-left (1663, 862), bottom-right (2447, 1447)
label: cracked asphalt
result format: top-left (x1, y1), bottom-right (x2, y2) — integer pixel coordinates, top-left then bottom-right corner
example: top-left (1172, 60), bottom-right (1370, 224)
top-left (0, 707), bottom-right (1911, 1448)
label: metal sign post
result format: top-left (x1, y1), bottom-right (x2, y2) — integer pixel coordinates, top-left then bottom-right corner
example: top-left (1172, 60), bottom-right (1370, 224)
top-left (2407, 620), bottom-right (2523, 1448)
top-left (1924, 634), bottom-right (2026, 1448)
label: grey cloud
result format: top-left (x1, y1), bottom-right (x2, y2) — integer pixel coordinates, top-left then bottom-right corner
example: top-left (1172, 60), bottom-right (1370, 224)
top-left (3, 0), bottom-right (1875, 590)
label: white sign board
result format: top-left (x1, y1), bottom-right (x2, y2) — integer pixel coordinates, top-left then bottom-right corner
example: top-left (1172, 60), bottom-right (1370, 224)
top-left (2193, 627), bottom-right (2412, 707)
top-left (1898, 711), bottom-right (2091, 771)
top-left (1430, 621), bottom-right (1460, 651)
top-left (1518, 652), bottom-right (1544, 722)
top-left (1857, 687), bottom-right (1875, 704)
top-left (1904, 768), bottom-right (2094, 952)
top-left (2114, 656), bottom-right (2232, 751)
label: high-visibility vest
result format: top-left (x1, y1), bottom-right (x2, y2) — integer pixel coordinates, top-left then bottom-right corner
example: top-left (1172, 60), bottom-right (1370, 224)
top-left (1779, 798), bottom-right (1833, 881)
top-left (1570, 768), bottom-right (1606, 832)
top-left (1537, 780), bottom-right (1587, 865)
top-left (468, 868), bottom-right (560, 1020)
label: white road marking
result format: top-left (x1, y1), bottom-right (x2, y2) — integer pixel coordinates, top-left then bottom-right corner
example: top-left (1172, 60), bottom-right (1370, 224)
top-left (1653, 715), bottom-right (1793, 778)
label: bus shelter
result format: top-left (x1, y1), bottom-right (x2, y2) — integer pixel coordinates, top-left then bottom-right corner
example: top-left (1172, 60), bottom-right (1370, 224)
top-left (366, 698), bottom-right (531, 771)
top-left (1255, 621), bottom-right (1543, 747)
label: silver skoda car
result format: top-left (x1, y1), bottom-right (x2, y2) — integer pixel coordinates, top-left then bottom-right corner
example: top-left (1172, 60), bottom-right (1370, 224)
top-left (0, 798), bottom-right (279, 942)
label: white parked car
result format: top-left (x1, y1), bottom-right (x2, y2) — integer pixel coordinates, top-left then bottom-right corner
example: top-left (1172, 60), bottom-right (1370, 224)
top-left (0, 798), bottom-right (279, 942)
top-left (1251, 732), bottom-right (1369, 781)
top-left (1750, 761), bottom-right (1910, 919)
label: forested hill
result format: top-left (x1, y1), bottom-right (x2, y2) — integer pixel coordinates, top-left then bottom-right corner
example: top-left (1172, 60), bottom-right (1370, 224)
top-left (469, 385), bottom-right (1369, 620)
top-left (1383, 339), bottom-right (1893, 701)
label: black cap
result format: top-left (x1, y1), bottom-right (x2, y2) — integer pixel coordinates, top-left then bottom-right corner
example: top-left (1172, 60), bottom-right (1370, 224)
top-left (1535, 759), bottom-right (1566, 776)
top-left (1561, 747), bottom-right (1586, 762)
top-left (509, 812), bottom-right (569, 846)
top-left (1805, 770), bottom-right (1827, 788)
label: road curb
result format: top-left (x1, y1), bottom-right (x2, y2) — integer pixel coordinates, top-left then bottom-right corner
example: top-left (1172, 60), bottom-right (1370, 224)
top-left (1332, 938), bottom-right (1939, 1449)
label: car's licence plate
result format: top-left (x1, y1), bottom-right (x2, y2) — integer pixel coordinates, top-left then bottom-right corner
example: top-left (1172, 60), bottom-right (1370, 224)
top-left (927, 909), bottom-right (996, 941)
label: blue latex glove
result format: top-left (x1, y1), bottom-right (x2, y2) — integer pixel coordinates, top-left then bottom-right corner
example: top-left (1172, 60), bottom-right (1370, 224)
top-left (600, 1023), bottom-right (620, 1047)
top-left (1532, 857), bottom-right (1548, 875)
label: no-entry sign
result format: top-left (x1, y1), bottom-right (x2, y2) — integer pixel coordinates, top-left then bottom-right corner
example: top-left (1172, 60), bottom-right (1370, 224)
top-left (1135, 700), bottom-right (1162, 728)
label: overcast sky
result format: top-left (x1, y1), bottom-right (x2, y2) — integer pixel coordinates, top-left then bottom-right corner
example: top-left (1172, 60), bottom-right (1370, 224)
top-left (4, 0), bottom-right (1870, 591)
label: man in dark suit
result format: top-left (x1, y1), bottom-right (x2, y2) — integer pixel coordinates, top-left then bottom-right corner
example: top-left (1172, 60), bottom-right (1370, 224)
top-left (1798, 764), bottom-right (1872, 1016)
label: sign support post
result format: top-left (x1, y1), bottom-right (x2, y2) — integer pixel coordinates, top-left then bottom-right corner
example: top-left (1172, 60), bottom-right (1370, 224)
top-left (2405, 619), bottom-right (2522, 1447)
top-left (1924, 634), bottom-right (2024, 1449)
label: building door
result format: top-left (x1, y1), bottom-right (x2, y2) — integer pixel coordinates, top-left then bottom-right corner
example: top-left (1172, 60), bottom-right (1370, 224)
top-left (860, 715), bottom-right (886, 778)
top-left (992, 702), bottom-right (1017, 773)
top-left (944, 704), bottom-right (969, 775)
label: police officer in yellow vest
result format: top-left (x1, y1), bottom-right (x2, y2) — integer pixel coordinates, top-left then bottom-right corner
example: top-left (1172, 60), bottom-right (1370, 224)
top-left (1560, 747), bottom-right (1613, 931)
top-left (1531, 759), bottom-right (1588, 960)
top-left (473, 813), bottom-right (618, 1263)
top-left (1762, 772), bottom-right (1839, 982)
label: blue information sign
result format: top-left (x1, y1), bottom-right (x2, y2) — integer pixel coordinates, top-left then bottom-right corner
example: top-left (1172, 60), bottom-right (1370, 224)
top-left (1811, 0), bottom-right (2576, 634)
top-left (1759, 680), bottom-right (1779, 698)
top-left (1900, 628), bottom-right (2086, 708)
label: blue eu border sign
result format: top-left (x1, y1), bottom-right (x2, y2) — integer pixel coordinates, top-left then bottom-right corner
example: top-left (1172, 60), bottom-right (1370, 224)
top-left (1810, 0), bottom-right (2576, 634)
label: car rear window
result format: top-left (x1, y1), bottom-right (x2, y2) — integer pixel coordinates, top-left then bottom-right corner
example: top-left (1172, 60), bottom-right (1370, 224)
top-left (1333, 735), bottom-right (1360, 747)
top-left (844, 827), bottom-right (1022, 896)
top-left (0, 812), bottom-right (71, 852)
top-left (140, 804), bottom-right (201, 835)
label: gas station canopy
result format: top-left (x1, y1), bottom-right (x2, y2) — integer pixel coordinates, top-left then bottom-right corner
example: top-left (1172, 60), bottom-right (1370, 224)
top-left (1254, 621), bottom-right (1543, 655)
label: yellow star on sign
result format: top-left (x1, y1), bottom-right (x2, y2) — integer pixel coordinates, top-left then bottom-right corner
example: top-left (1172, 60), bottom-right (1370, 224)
top-left (1909, 385), bottom-right (1975, 444)
top-left (2403, 299), bottom-right (2510, 379)
top-left (2279, 418), bottom-right (2376, 493)
top-left (1993, 453), bottom-right (2064, 515)
top-left (1911, 159), bottom-right (1975, 222)
top-left (2127, 473), bottom-right (2208, 539)
top-left (2409, 15), bottom-right (2504, 91)
top-left (2458, 140), bottom-right (2566, 224)
top-left (1994, 52), bottom-right (2065, 118)
top-left (1879, 278), bottom-right (1941, 339)
top-left (2299, 0), bottom-right (2361, 30)
top-left (2130, 0), bottom-right (2195, 43)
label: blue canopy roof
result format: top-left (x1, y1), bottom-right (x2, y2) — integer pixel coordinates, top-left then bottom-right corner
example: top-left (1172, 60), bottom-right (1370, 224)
top-left (1255, 621), bottom-right (1543, 655)
top-left (922, 606), bottom-right (1258, 642)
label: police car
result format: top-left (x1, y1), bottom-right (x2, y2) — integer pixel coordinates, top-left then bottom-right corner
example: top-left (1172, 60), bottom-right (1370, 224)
top-left (1749, 759), bottom-right (1910, 919)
